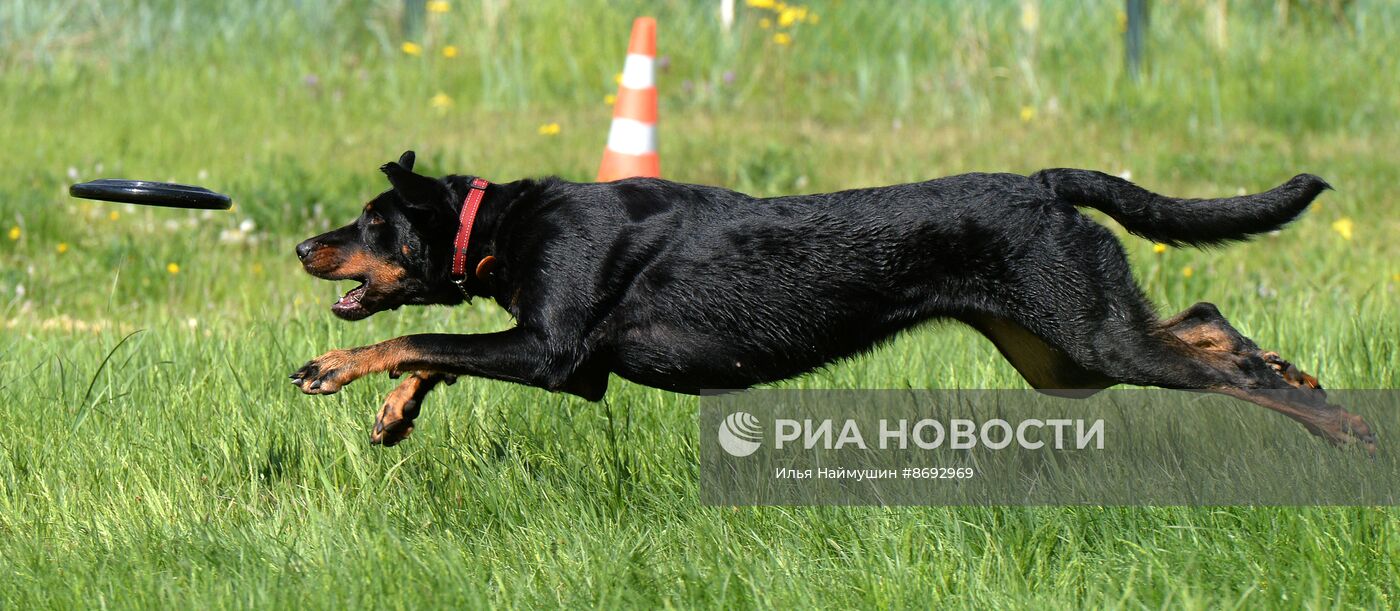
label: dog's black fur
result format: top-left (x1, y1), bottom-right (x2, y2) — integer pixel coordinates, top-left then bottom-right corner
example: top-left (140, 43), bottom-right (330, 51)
top-left (292, 151), bottom-right (1374, 449)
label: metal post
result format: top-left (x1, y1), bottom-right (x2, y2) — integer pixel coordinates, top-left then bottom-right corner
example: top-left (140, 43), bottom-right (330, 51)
top-left (1125, 0), bottom-right (1148, 81)
top-left (403, 0), bottom-right (426, 40)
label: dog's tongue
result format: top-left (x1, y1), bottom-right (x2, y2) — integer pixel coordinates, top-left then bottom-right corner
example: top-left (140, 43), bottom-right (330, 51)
top-left (332, 284), bottom-right (369, 318)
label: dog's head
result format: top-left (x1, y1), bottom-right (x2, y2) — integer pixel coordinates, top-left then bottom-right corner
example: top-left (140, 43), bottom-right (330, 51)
top-left (295, 151), bottom-right (468, 320)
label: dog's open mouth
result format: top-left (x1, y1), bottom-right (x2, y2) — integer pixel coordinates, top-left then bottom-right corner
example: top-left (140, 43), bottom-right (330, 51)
top-left (332, 282), bottom-right (372, 320)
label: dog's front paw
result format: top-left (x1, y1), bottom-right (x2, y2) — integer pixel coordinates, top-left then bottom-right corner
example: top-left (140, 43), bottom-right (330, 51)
top-left (290, 349), bottom-right (359, 395)
top-left (372, 377), bottom-right (425, 446)
top-left (371, 373), bottom-right (451, 446)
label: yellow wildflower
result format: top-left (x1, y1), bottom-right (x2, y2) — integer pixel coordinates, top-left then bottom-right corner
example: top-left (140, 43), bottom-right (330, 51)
top-left (252, 263), bottom-right (264, 275)
top-left (1116, 10), bottom-right (1128, 33)
top-left (773, 32), bottom-right (792, 45)
top-left (779, 8), bottom-right (800, 27)
top-left (401, 42), bottom-right (422, 56)
top-left (57, 242), bottom-right (69, 254)
top-left (108, 210), bottom-right (119, 221)
top-left (1020, 1), bottom-right (1039, 34)
top-left (1182, 266), bottom-right (1194, 278)
top-left (6, 226), bottom-right (17, 240)
top-left (605, 94), bottom-right (617, 105)
top-left (614, 73), bottom-right (623, 85)
top-left (1152, 243), bottom-right (1167, 254)
top-left (430, 92), bottom-right (454, 110)
top-left (167, 262), bottom-right (180, 275)
top-left (441, 45), bottom-right (459, 58)
top-left (1020, 106), bottom-right (1036, 123)
top-left (537, 123), bottom-right (561, 136)
top-left (746, 0), bottom-right (776, 8)
top-left (1331, 217), bottom-right (1353, 241)
top-left (426, 0), bottom-right (450, 13)
top-left (759, 18), bottom-right (772, 29)
top-left (1392, 272), bottom-right (1400, 283)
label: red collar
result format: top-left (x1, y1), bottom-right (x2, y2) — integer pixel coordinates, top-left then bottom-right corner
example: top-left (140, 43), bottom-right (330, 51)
top-left (451, 177), bottom-right (490, 292)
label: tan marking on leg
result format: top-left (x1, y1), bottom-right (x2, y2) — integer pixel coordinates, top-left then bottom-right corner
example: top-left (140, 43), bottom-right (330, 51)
top-left (371, 372), bottom-right (438, 446)
top-left (1159, 304), bottom-right (1374, 450)
top-left (1161, 305), bottom-right (1322, 391)
top-left (293, 337), bottom-right (423, 394)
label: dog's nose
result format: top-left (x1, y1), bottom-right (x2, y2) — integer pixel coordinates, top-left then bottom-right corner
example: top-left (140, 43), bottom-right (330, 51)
top-left (295, 240), bottom-right (316, 261)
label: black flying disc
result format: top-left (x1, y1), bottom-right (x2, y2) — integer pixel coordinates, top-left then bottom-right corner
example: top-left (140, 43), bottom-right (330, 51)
top-left (69, 179), bottom-right (232, 210)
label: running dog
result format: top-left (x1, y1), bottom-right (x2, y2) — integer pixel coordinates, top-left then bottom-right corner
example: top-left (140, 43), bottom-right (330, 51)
top-left (292, 151), bottom-right (1374, 450)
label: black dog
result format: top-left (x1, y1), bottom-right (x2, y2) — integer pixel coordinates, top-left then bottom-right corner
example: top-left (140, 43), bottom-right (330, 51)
top-left (292, 151), bottom-right (1374, 449)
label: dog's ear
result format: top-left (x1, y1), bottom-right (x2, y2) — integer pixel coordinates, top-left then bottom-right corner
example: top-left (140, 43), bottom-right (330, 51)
top-left (380, 152), bottom-right (447, 209)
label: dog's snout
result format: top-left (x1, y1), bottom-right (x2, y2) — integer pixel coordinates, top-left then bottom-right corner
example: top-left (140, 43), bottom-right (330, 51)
top-left (295, 240), bottom-right (317, 261)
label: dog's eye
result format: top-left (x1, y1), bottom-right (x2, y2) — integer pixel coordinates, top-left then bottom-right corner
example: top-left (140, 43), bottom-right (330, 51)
top-left (367, 213), bottom-right (385, 226)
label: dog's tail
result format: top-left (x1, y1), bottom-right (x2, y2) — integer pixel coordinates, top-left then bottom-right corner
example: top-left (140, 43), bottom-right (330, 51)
top-left (1031, 168), bottom-right (1330, 246)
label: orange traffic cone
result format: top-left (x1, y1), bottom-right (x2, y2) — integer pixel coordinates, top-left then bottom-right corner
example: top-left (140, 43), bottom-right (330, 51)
top-left (598, 17), bottom-right (659, 182)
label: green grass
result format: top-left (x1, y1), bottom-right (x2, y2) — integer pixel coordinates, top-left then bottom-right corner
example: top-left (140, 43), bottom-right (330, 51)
top-left (3, 0), bottom-right (1400, 607)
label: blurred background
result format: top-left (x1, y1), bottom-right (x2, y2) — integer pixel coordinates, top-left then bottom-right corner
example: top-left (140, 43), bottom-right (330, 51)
top-left (3, 3), bottom-right (1399, 606)
top-left (3, 1), bottom-right (1397, 302)
top-left (3, 0), bottom-right (1397, 380)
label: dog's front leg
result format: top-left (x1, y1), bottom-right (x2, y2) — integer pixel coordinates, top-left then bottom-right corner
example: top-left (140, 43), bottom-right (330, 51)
top-left (290, 336), bottom-right (417, 395)
top-left (291, 329), bottom-right (579, 396)
top-left (370, 371), bottom-right (454, 446)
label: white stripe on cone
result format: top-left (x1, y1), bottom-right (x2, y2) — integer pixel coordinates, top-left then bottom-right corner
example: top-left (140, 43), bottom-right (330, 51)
top-left (620, 54), bottom-right (655, 89)
top-left (605, 118), bottom-right (658, 156)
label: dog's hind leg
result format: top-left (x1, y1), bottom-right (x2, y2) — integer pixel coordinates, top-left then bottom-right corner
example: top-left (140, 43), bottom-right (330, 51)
top-left (965, 213), bottom-right (1371, 448)
top-left (1092, 302), bottom-right (1375, 450)
top-left (1158, 302), bottom-right (1323, 390)
top-left (371, 372), bottom-right (454, 446)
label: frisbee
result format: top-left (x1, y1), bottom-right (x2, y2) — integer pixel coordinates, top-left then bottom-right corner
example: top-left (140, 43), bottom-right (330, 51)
top-left (69, 179), bottom-right (232, 210)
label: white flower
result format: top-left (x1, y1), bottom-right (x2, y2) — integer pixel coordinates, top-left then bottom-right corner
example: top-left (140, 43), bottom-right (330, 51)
top-left (239, 219), bottom-right (255, 232)
top-left (67, 167), bottom-right (80, 180)
top-left (1117, 170), bottom-right (1132, 181)
top-left (14, 284), bottom-right (24, 297)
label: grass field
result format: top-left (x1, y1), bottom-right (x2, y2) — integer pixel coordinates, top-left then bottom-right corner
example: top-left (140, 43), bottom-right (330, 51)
top-left (3, 0), bottom-right (1400, 607)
